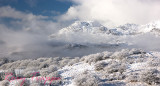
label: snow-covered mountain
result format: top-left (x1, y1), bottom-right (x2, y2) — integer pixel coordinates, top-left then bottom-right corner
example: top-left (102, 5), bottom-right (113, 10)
top-left (139, 21), bottom-right (160, 35)
top-left (117, 21), bottom-right (160, 35)
top-left (51, 20), bottom-right (160, 37)
top-left (49, 20), bottom-right (160, 47)
top-left (52, 21), bottom-right (122, 36)
top-left (116, 23), bottom-right (140, 35)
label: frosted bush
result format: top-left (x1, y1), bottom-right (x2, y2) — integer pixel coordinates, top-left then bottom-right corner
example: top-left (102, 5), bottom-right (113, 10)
top-left (39, 69), bottom-right (50, 77)
top-left (39, 62), bottom-right (49, 69)
top-left (14, 79), bottom-right (30, 86)
top-left (48, 65), bottom-right (59, 73)
top-left (74, 73), bottom-right (101, 86)
top-left (46, 71), bottom-right (61, 79)
top-left (23, 71), bottom-right (40, 78)
top-left (80, 51), bottom-right (112, 62)
top-left (37, 58), bottom-right (55, 68)
top-left (94, 61), bottom-right (109, 71)
top-left (9, 61), bottom-right (21, 69)
top-left (45, 57), bottom-right (59, 65)
top-left (81, 53), bottom-right (105, 64)
top-left (102, 52), bottom-right (113, 59)
top-left (81, 51), bottom-right (115, 64)
top-left (39, 58), bottom-right (65, 77)
top-left (0, 61), bottom-right (21, 70)
top-left (105, 72), bottom-right (126, 81)
top-left (36, 58), bottom-right (48, 62)
top-left (140, 69), bottom-right (160, 85)
top-left (42, 71), bottom-right (63, 86)
top-left (148, 58), bottom-right (160, 67)
top-left (110, 49), bottom-right (130, 60)
top-left (59, 57), bottom-right (72, 67)
top-left (22, 67), bottom-right (39, 78)
top-left (52, 57), bottom-right (62, 62)
top-left (31, 77), bottom-right (45, 85)
top-left (126, 69), bottom-right (160, 85)
top-left (17, 60), bottom-right (31, 69)
top-left (67, 57), bottom-right (80, 66)
top-left (16, 74), bottom-right (24, 79)
top-left (30, 83), bottom-right (41, 86)
top-left (23, 67), bottom-right (38, 73)
top-left (132, 57), bottom-right (146, 63)
top-left (0, 69), bottom-right (16, 80)
top-left (5, 74), bottom-right (15, 81)
top-left (126, 74), bottom-right (140, 82)
top-left (49, 79), bottom-right (63, 86)
top-left (0, 58), bottom-right (9, 66)
top-left (104, 61), bottom-right (126, 74)
top-left (0, 80), bottom-right (9, 86)
top-left (27, 60), bottom-right (40, 68)
top-left (0, 72), bottom-right (5, 80)
top-left (128, 48), bottom-right (145, 55)
top-left (0, 63), bottom-right (12, 70)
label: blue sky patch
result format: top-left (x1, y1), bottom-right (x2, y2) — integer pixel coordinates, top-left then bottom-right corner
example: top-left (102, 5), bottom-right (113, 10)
top-left (0, 0), bottom-right (72, 16)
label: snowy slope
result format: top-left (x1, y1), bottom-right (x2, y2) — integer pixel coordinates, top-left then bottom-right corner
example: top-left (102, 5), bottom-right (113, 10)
top-left (58, 49), bottom-right (160, 86)
top-left (0, 49), bottom-right (160, 86)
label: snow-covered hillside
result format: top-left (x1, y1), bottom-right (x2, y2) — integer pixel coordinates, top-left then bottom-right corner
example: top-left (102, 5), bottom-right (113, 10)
top-left (0, 49), bottom-right (160, 86)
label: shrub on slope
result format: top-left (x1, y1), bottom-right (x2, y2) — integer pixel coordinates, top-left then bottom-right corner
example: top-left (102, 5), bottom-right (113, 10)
top-left (74, 72), bottom-right (101, 86)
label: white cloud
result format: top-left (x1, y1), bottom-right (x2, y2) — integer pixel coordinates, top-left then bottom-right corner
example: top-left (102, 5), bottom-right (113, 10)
top-left (59, 0), bottom-right (160, 27)
top-left (0, 6), bottom-right (65, 58)
top-left (0, 6), bottom-right (47, 20)
top-left (0, 6), bottom-right (63, 34)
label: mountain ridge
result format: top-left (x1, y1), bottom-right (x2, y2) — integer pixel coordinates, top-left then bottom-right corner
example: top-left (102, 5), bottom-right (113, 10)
top-left (51, 20), bottom-right (160, 37)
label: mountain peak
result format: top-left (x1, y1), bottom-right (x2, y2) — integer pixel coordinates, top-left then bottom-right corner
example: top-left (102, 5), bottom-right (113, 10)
top-left (58, 21), bottom-right (109, 34)
top-left (139, 20), bottom-right (160, 33)
top-left (71, 21), bottom-right (102, 28)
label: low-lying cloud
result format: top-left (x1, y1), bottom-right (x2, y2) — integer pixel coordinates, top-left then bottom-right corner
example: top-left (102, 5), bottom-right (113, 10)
top-left (0, 6), bottom-right (65, 59)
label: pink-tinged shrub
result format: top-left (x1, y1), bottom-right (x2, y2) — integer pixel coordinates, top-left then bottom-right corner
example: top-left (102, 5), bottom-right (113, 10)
top-left (45, 71), bottom-right (62, 85)
top-left (15, 79), bottom-right (30, 86)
